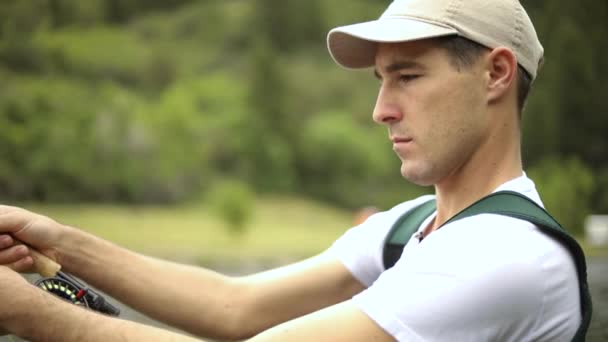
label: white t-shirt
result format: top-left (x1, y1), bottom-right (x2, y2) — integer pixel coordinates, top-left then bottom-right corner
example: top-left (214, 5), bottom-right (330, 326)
top-left (327, 175), bottom-right (581, 341)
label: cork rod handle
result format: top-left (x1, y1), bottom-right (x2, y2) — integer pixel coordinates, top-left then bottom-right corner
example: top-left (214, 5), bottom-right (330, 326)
top-left (14, 240), bottom-right (61, 277)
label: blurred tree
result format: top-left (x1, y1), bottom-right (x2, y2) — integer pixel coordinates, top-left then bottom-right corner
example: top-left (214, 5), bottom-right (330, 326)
top-left (251, 0), bottom-right (326, 52)
top-left (529, 156), bottom-right (595, 235)
top-left (524, 0), bottom-right (608, 213)
top-left (244, 37), bottom-right (296, 192)
top-left (297, 110), bottom-right (421, 208)
top-left (0, 77), bottom-right (142, 201)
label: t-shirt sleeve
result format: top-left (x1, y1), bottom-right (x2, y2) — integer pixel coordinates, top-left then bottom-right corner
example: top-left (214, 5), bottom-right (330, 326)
top-left (325, 195), bottom-right (436, 287)
top-left (350, 215), bottom-right (546, 342)
top-left (325, 211), bottom-right (391, 287)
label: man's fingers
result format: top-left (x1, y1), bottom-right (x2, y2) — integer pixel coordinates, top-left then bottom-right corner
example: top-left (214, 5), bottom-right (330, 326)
top-left (0, 234), bottom-right (13, 249)
top-left (10, 256), bottom-right (34, 273)
top-left (0, 245), bottom-right (30, 266)
top-left (0, 235), bottom-right (40, 273)
top-left (0, 212), bottom-right (26, 234)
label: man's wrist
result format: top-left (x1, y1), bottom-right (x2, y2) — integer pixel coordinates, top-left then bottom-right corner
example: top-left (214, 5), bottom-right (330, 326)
top-left (53, 224), bottom-right (79, 268)
top-left (56, 225), bottom-right (99, 272)
top-left (56, 225), bottom-right (130, 283)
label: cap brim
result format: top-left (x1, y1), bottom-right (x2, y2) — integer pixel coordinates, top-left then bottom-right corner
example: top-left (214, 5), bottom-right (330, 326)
top-left (328, 18), bottom-right (458, 69)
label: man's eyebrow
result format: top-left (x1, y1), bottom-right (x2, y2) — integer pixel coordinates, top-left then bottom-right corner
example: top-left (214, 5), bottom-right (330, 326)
top-left (374, 61), bottom-right (424, 79)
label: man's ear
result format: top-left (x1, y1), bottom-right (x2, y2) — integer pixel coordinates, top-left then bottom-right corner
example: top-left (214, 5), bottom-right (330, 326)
top-left (485, 47), bottom-right (518, 104)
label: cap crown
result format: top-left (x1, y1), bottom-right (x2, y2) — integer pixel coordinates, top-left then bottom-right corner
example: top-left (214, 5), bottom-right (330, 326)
top-left (381, 0), bottom-right (543, 78)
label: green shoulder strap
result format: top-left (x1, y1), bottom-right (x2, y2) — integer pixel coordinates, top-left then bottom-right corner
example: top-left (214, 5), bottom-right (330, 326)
top-left (382, 198), bottom-right (436, 269)
top-left (382, 190), bottom-right (592, 342)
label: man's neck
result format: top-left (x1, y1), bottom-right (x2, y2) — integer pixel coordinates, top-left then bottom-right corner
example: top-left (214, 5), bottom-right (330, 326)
top-left (431, 115), bottom-right (523, 231)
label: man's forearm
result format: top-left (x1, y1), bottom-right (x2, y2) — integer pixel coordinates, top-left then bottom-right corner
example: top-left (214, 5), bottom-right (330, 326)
top-left (50, 227), bottom-right (364, 341)
top-left (8, 285), bottom-right (205, 342)
top-left (56, 227), bottom-right (247, 340)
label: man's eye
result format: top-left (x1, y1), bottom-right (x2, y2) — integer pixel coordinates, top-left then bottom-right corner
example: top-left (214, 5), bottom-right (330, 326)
top-left (399, 74), bottom-right (419, 83)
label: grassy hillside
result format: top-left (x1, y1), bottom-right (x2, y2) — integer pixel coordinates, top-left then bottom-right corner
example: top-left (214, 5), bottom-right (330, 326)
top-left (26, 196), bottom-right (355, 264)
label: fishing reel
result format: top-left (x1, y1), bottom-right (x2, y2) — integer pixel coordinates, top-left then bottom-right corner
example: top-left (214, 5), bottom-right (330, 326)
top-left (34, 271), bottom-right (120, 316)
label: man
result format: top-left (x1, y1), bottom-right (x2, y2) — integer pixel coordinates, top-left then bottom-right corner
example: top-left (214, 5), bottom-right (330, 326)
top-left (0, 0), bottom-right (584, 341)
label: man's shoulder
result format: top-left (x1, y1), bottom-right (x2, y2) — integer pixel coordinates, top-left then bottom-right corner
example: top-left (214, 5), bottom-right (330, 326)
top-left (440, 213), bottom-right (553, 250)
top-left (424, 213), bottom-right (573, 273)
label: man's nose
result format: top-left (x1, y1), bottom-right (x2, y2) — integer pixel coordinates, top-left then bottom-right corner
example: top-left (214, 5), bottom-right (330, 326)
top-left (372, 86), bottom-right (403, 125)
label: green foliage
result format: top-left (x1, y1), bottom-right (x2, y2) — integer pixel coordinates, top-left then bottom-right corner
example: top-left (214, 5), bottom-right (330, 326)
top-left (0, 0), bottom-right (604, 213)
top-left (138, 74), bottom-right (251, 201)
top-left (33, 27), bottom-right (174, 91)
top-left (0, 76), bottom-right (141, 201)
top-left (298, 110), bottom-right (415, 208)
top-left (523, 0), bottom-right (607, 214)
top-left (252, 0), bottom-right (327, 52)
top-left (206, 180), bottom-right (254, 236)
top-left (528, 156), bottom-right (595, 235)
top-left (244, 37), bottom-right (297, 191)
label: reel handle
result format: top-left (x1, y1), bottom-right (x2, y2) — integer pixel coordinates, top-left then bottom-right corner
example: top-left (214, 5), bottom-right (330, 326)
top-left (14, 240), bottom-right (61, 277)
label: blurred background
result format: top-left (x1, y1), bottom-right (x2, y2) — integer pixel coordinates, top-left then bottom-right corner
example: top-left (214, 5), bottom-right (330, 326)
top-left (0, 0), bottom-right (606, 341)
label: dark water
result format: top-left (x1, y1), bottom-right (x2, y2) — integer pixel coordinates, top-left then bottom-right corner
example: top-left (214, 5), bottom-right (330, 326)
top-left (3, 257), bottom-right (608, 341)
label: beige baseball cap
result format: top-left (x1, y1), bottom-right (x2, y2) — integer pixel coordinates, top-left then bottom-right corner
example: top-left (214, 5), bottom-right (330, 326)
top-left (327, 0), bottom-right (544, 79)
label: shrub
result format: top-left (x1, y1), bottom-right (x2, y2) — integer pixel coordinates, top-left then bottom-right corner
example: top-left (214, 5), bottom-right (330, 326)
top-left (206, 180), bottom-right (254, 237)
top-left (528, 156), bottom-right (594, 235)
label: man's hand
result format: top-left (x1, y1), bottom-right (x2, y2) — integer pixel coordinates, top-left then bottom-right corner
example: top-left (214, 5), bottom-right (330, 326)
top-left (0, 205), bottom-right (68, 273)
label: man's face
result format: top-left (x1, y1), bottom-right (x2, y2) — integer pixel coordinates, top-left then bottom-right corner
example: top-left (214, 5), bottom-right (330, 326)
top-left (373, 39), bottom-right (490, 186)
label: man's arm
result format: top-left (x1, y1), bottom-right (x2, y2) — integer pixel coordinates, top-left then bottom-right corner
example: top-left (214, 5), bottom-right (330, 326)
top-left (63, 233), bottom-right (366, 340)
top-left (249, 300), bottom-right (395, 342)
top-left (0, 205), bottom-right (366, 340)
top-left (2, 264), bottom-right (393, 342)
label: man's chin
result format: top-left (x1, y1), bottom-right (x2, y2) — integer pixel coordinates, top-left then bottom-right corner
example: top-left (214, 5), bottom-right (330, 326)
top-left (400, 164), bottom-right (435, 187)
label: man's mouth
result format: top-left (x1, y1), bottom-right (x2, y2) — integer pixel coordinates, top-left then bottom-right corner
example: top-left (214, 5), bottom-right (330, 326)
top-left (391, 136), bottom-right (413, 144)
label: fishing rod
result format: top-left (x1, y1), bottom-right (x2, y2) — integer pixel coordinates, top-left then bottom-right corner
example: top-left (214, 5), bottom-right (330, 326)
top-left (16, 241), bottom-right (120, 316)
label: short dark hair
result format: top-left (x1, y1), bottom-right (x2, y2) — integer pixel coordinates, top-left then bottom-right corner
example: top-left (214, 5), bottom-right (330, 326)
top-left (435, 35), bottom-right (532, 117)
